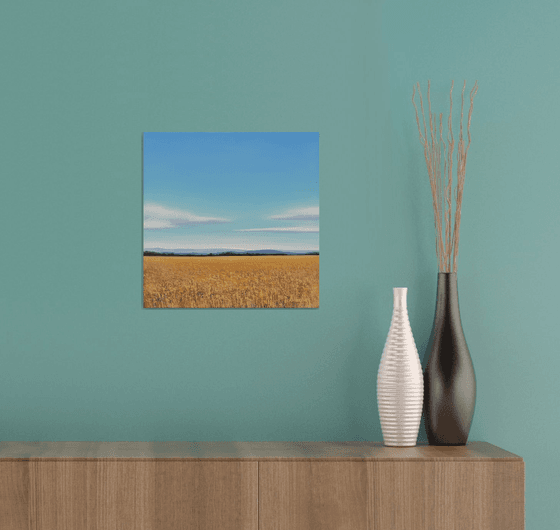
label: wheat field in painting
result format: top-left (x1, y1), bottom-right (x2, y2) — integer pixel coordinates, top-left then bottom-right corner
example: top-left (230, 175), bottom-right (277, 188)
top-left (143, 255), bottom-right (319, 308)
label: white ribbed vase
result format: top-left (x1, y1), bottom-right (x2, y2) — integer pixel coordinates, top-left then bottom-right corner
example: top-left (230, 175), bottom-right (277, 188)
top-left (377, 287), bottom-right (424, 447)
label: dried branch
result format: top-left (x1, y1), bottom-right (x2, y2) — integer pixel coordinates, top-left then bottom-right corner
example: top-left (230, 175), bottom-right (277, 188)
top-left (413, 80), bottom-right (478, 272)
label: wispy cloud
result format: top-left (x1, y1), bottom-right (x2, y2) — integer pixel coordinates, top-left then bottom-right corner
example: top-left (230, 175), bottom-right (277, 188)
top-left (144, 203), bottom-right (230, 230)
top-left (235, 227), bottom-right (319, 233)
top-left (269, 206), bottom-right (319, 221)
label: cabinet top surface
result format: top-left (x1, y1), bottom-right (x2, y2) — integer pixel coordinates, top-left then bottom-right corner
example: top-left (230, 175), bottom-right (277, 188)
top-left (0, 441), bottom-right (522, 461)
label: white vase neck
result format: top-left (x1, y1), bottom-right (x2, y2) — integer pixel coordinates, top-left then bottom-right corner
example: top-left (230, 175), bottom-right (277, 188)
top-left (393, 287), bottom-right (408, 310)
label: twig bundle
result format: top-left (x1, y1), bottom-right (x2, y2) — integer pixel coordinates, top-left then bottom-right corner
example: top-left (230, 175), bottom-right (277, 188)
top-left (412, 80), bottom-right (478, 272)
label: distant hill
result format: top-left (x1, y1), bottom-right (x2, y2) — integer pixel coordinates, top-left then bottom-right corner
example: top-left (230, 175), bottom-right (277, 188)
top-left (144, 248), bottom-right (319, 256)
top-left (245, 249), bottom-right (300, 255)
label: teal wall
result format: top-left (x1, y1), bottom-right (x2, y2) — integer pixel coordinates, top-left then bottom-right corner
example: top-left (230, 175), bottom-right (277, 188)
top-left (1, 0), bottom-right (558, 526)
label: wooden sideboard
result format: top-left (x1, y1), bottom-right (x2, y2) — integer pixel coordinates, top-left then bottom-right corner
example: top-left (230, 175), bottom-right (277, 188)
top-left (0, 441), bottom-right (524, 530)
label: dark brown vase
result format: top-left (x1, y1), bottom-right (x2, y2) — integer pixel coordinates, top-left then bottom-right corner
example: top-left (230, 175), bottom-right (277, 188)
top-left (423, 272), bottom-right (476, 445)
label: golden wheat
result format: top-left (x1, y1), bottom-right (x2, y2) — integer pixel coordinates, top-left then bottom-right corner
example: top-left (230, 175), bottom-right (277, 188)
top-left (143, 256), bottom-right (319, 308)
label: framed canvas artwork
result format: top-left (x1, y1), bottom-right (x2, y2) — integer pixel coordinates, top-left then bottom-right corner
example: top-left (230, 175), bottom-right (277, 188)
top-left (143, 132), bottom-right (319, 308)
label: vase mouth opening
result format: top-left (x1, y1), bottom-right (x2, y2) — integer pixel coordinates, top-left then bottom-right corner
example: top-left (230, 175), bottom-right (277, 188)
top-left (393, 288), bottom-right (408, 309)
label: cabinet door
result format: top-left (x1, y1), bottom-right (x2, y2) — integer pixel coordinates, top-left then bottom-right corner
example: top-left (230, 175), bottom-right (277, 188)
top-left (259, 461), bottom-right (368, 530)
top-left (154, 460), bottom-right (257, 530)
top-left (0, 460), bottom-right (258, 530)
top-left (368, 461), bottom-right (525, 530)
top-left (0, 462), bottom-right (29, 530)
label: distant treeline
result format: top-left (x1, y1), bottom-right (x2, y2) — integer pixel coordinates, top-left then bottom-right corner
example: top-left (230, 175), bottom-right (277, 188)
top-left (144, 251), bottom-right (319, 257)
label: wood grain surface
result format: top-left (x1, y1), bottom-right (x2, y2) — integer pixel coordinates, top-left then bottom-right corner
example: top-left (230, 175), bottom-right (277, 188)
top-left (368, 461), bottom-right (524, 530)
top-left (0, 442), bottom-right (524, 530)
top-left (259, 461), bottom-right (369, 530)
top-left (0, 460), bottom-right (257, 530)
top-left (0, 440), bottom-right (522, 460)
top-left (258, 460), bottom-right (524, 530)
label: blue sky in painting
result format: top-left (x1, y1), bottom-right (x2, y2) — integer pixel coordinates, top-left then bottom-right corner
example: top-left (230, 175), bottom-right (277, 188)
top-left (143, 132), bottom-right (319, 251)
